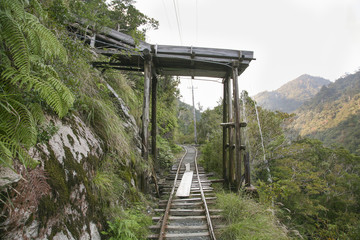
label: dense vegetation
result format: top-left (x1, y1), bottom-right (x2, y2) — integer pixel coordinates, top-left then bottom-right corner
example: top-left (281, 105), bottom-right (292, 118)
top-left (200, 92), bottom-right (360, 239)
top-left (290, 70), bottom-right (360, 155)
top-left (0, 0), bottom-right (178, 239)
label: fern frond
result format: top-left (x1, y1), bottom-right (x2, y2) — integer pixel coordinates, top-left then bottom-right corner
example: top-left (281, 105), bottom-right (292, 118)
top-left (0, 140), bottom-right (13, 167)
top-left (28, 102), bottom-right (45, 124)
top-left (46, 75), bottom-right (75, 108)
top-left (24, 12), bottom-right (67, 62)
top-left (2, 67), bottom-right (72, 118)
top-left (31, 55), bottom-right (59, 79)
top-left (0, 10), bottom-right (30, 73)
top-left (0, 134), bottom-right (38, 168)
top-left (0, 0), bottom-right (26, 21)
top-left (29, 0), bottom-right (46, 21)
top-left (0, 94), bottom-right (37, 147)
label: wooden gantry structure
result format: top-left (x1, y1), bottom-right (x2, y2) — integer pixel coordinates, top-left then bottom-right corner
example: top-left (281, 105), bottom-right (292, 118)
top-left (70, 23), bottom-right (255, 190)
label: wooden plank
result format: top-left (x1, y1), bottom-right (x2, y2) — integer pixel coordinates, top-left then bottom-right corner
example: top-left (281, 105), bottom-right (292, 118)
top-left (152, 215), bottom-right (222, 221)
top-left (159, 197), bottom-right (217, 203)
top-left (175, 171), bottom-right (193, 197)
top-left (148, 232), bottom-right (210, 239)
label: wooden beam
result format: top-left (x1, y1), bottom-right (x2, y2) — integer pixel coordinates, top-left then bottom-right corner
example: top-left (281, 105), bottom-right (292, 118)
top-left (232, 64), bottom-right (242, 190)
top-left (151, 74), bottom-right (158, 162)
top-left (244, 152), bottom-right (250, 187)
top-left (223, 76), bottom-right (229, 186)
top-left (220, 122), bottom-right (247, 128)
top-left (156, 45), bottom-right (254, 60)
top-left (228, 74), bottom-right (234, 187)
top-left (142, 57), bottom-right (151, 161)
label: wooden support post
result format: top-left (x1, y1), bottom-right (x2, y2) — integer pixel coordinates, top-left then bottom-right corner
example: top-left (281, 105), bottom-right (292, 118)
top-left (244, 152), bottom-right (251, 187)
top-left (151, 74), bottom-right (158, 163)
top-left (227, 74), bottom-right (234, 188)
top-left (222, 77), bottom-right (228, 186)
top-left (232, 63), bottom-right (242, 190)
top-left (142, 51), bottom-right (151, 161)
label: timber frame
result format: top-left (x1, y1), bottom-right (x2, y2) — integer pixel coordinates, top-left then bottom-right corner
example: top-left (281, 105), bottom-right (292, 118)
top-left (69, 22), bottom-right (255, 190)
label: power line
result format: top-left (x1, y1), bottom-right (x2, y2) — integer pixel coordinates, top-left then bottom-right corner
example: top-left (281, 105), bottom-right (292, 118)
top-left (181, 77), bottom-right (223, 84)
top-left (172, 0), bottom-right (183, 45)
top-left (161, 0), bottom-right (172, 30)
top-left (195, 0), bottom-right (198, 44)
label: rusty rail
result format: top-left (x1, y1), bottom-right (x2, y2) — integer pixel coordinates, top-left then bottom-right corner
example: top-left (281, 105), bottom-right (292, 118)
top-left (194, 147), bottom-right (217, 240)
top-left (158, 146), bottom-right (188, 240)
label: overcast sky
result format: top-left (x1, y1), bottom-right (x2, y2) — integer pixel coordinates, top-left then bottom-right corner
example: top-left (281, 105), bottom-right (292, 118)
top-left (134, 0), bottom-right (360, 110)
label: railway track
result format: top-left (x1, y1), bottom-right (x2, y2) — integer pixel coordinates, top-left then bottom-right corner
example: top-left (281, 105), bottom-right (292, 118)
top-left (148, 145), bottom-right (222, 240)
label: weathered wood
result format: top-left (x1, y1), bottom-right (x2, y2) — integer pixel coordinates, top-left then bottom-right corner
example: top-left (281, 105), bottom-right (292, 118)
top-left (223, 76), bottom-right (228, 185)
top-left (141, 59), bottom-right (151, 161)
top-left (221, 122), bottom-right (234, 127)
top-left (156, 45), bottom-right (254, 59)
top-left (232, 65), bottom-right (242, 190)
top-left (95, 33), bottom-right (133, 50)
top-left (149, 232), bottom-right (210, 239)
top-left (154, 209), bottom-right (222, 216)
top-left (152, 215), bottom-right (222, 221)
top-left (99, 25), bottom-right (150, 50)
top-left (244, 152), bottom-right (251, 187)
top-left (221, 122), bottom-right (247, 128)
top-left (228, 74), bottom-right (234, 186)
top-left (151, 74), bottom-right (158, 163)
top-left (175, 171), bottom-right (193, 197)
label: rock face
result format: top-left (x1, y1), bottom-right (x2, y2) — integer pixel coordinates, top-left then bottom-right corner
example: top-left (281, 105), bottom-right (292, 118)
top-left (2, 115), bottom-right (103, 240)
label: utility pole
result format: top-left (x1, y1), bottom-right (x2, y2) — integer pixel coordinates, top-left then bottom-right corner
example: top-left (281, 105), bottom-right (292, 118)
top-left (191, 77), bottom-right (198, 144)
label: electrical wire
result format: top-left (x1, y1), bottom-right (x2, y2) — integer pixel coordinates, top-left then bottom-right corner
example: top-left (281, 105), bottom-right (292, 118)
top-left (182, 76), bottom-right (223, 84)
top-left (195, 0), bottom-right (198, 44)
top-left (173, 0), bottom-right (183, 45)
top-left (161, 0), bottom-right (172, 30)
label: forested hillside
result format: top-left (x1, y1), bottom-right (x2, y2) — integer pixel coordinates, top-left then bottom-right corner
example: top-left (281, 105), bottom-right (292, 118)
top-left (289, 70), bottom-right (360, 154)
top-left (254, 74), bottom-right (330, 113)
top-left (200, 92), bottom-right (360, 239)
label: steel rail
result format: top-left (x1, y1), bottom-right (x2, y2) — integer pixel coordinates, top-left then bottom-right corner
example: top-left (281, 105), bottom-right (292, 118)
top-left (158, 146), bottom-right (188, 240)
top-left (194, 147), bottom-right (217, 240)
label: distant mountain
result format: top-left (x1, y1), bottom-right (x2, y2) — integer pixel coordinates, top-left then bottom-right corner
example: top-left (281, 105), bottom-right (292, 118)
top-left (288, 71), bottom-right (360, 155)
top-left (254, 74), bottom-right (331, 113)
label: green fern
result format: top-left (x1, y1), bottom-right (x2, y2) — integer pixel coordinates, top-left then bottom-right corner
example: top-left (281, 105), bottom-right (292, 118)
top-left (0, 0), bottom-right (74, 167)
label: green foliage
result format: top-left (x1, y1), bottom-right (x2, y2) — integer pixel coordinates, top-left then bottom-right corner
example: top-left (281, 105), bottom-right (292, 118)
top-left (68, 0), bottom-right (158, 41)
top-left (0, 0), bottom-right (73, 168)
top-left (176, 100), bottom-right (201, 144)
top-left (200, 128), bottom-right (222, 176)
top-left (267, 139), bottom-right (360, 239)
top-left (216, 192), bottom-right (289, 240)
top-left (198, 90), bottom-right (360, 238)
top-left (157, 136), bottom-right (175, 169)
top-left (289, 71), bottom-right (360, 154)
top-left (37, 121), bottom-right (59, 143)
top-left (197, 103), bottom-right (222, 143)
top-left (102, 207), bottom-right (151, 240)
